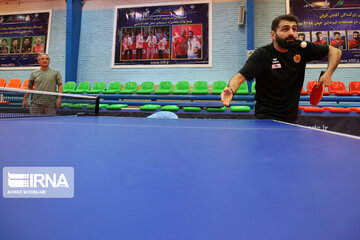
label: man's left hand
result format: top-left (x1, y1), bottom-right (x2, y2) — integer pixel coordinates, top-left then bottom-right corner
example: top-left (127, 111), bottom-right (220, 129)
top-left (56, 98), bottom-right (62, 108)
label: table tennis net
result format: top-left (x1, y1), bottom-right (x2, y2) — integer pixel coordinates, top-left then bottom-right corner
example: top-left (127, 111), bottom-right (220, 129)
top-left (0, 87), bottom-right (99, 118)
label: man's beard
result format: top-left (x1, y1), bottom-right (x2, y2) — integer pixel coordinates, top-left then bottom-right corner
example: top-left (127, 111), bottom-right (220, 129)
top-left (276, 35), bottom-right (297, 49)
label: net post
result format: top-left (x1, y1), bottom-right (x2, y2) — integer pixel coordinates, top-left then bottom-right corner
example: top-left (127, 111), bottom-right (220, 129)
top-left (95, 96), bottom-right (100, 115)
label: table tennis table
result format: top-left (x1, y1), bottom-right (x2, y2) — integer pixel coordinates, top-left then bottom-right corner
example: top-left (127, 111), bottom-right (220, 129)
top-left (1, 116), bottom-right (360, 240)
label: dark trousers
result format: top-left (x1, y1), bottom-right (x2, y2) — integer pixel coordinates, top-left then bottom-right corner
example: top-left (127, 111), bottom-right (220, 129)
top-left (124, 50), bottom-right (132, 60)
top-left (136, 49), bottom-right (143, 59)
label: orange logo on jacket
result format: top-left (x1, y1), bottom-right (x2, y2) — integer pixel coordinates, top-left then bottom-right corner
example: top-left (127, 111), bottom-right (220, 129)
top-left (293, 54), bottom-right (301, 63)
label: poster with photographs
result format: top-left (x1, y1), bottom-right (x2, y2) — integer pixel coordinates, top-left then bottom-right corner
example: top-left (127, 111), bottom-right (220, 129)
top-left (0, 11), bottom-right (51, 69)
top-left (112, 1), bottom-right (212, 68)
top-left (287, 0), bottom-right (360, 67)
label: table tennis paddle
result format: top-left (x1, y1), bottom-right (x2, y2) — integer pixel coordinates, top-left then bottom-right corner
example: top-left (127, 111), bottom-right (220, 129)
top-left (309, 71), bottom-right (326, 106)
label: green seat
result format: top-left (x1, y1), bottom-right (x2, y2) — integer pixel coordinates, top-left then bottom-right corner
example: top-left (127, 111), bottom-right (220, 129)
top-left (183, 106), bottom-right (202, 112)
top-left (251, 81), bottom-right (256, 94)
top-left (60, 103), bottom-right (70, 108)
top-left (140, 104), bottom-right (162, 111)
top-left (68, 103), bottom-right (86, 109)
top-left (104, 82), bottom-right (121, 94)
top-left (73, 81), bottom-right (91, 93)
top-left (207, 106), bottom-right (227, 112)
top-left (87, 81), bottom-right (106, 94)
top-left (63, 81), bottom-right (76, 93)
top-left (192, 81), bottom-right (209, 94)
top-left (85, 104), bottom-right (109, 109)
top-left (235, 81), bottom-right (249, 95)
top-left (155, 81), bottom-right (173, 94)
top-left (137, 81), bottom-right (155, 94)
top-left (119, 81), bottom-right (138, 94)
top-left (161, 105), bottom-right (179, 111)
top-left (173, 81), bottom-right (191, 94)
top-left (211, 81), bottom-right (227, 94)
top-left (106, 104), bottom-right (128, 110)
top-left (230, 106), bottom-right (251, 112)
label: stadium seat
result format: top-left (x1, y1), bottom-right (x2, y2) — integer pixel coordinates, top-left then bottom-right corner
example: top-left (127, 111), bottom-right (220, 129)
top-left (347, 107), bottom-right (360, 113)
top-left (207, 106), bottom-right (227, 112)
top-left (173, 81), bottom-right (191, 94)
top-left (161, 105), bottom-right (179, 111)
top-left (155, 81), bottom-right (173, 94)
top-left (0, 78), bottom-right (6, 87)
top-left (104, 82), bottom-right (121, 94)
top-left (183, 107), bottom-right (202, 112)
top-left (137, 81), bottom-right (155, 94)
top-left (192, 81), bottom-right (209, 94)
top-left (20, 79), bottom-right (29, 89)
top-left (230, 106), bottom-right (251, 112)
top-left (67, 103), bottom-right (86, 109)
top-left (84, 104), bottom-right (109, 109)
top-left (301, 87), bottom-right (308, 95)
top-left (211, 81), bottom-right (227, 95)
top-left (140, 104), bottom-right (161, 110)
top-left (349, 81), bottom-right (360, 95)
top-left (6, 78), bottom-right (21, 88)
top-left (326, 107), bottom-right (351, 113)
top-left (87, 81), bottom-right (106, 94)
top-left (105, 104), bottom-right (128, 110)
top-left (251, 81), bottom-right (256, 94)
top-left (119, 81), bottom-right (138, 94)
top-left (235, 81), bottom-right (249, 95)
top-left (62, 81), bottom-right (76, 93)
top-left (73, 81), bottom-right (91, 93)
top-left (307, 81), bottom-right (330, 95)
top-left (302, 106), bottom-right (324, 112)
top-left (328, 81), bottom-right (353, 95)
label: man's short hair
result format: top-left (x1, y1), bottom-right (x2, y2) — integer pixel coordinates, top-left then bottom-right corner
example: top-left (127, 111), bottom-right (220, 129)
top-left (37, 53), bottom-right (49, 60)
top-left (188, 30), bottom-right (194, 34)
top-left (1, 39), bottom-right (7, 43)
top-left (334, 32), bottom-right (340, 36)
top-left (316, 32), bottom-right (322, 36)
top-left (271, 14), bottom-right (299, 31)
top-left (354, 31), bottom-right (359, 35)
top-left (298, 33), bottom-right (305, 37)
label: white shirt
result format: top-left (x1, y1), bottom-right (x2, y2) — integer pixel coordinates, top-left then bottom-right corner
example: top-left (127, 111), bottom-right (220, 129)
top-left (187, 37), bottom-right (201, 57)
top-left (146, 35), bottom-right (157, 48)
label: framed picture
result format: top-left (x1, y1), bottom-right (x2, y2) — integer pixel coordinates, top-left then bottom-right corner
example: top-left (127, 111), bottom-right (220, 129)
top-left (112, 1), bottom-right (212, 68)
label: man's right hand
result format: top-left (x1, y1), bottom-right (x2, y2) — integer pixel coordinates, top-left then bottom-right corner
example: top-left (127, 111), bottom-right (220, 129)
top-left (221, 87), bottom-right (234, 106)
top-left (22, 99), bottom-right (28, 109)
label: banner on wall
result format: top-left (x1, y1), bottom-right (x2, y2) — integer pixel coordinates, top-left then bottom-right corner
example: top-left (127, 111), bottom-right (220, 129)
top-left (112, 1), bottom-right (212, 68)
top-left (287, 0), bottom-right (360, 67)
top-left (0, 11), bottom-right (52, 70)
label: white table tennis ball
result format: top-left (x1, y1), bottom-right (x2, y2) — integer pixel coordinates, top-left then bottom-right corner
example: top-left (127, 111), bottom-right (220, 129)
top-left (300, 41), bottom-right (307, 48)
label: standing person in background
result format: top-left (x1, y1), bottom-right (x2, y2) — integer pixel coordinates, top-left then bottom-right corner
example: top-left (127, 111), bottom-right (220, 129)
top-left (136, 32), bottom-right (144, 59)
top-left (187, 30), bottom-right (201, 59)
top-left (173, 28), bottom-right (188, 59)
top-left (146, 32), bottom-right (157, 59)
top-left (158, 33), bottom-right (167, 59)
top-left (122, 33), bottom-right (133, 60)
top-left (221, 14), bottom-right (341, 123)
top-left (22, 53), bottom-right (63, 115)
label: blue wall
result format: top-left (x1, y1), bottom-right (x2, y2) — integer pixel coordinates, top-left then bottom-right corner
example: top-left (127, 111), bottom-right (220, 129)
top-left (76, 2), bottom-right (247, 85)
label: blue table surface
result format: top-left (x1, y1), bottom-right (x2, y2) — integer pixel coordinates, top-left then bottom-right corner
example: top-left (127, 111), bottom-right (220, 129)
top-left (1, 116), bottom-right (360, 240)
